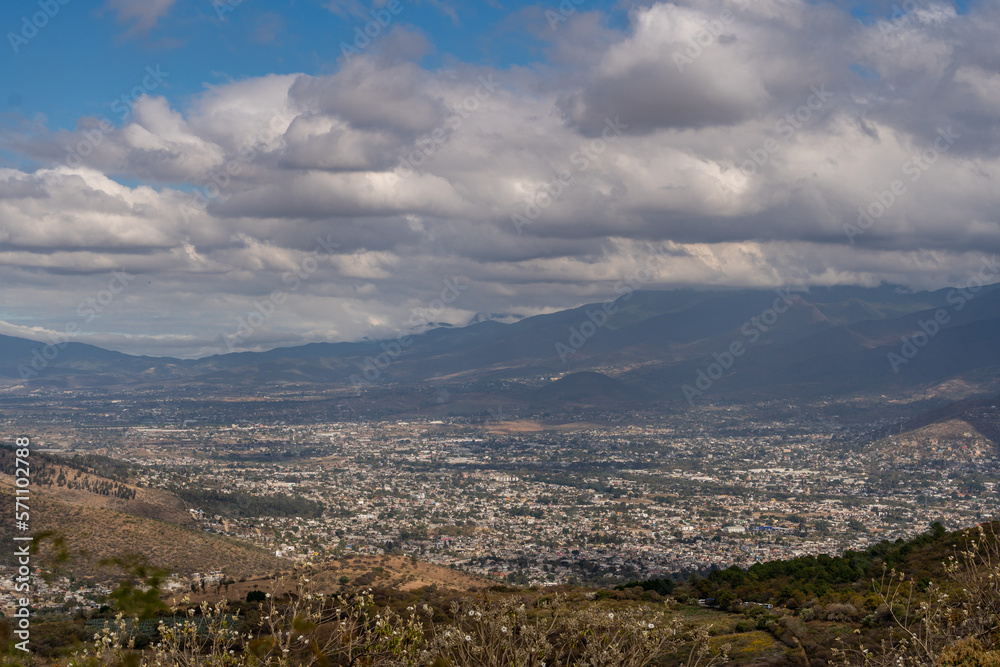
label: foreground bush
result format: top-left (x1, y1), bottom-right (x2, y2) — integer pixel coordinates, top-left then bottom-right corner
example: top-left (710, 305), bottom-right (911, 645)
top-left (63, 578), bottom-right (729, 667)
top-left (834, 523), bottom-right (1000, 666)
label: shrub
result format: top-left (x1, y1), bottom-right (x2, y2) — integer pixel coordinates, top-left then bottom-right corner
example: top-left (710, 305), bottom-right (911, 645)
top-left (834, 524), bottom-right (1000, 666)
top-left (823, 603), bottom-right (858, 622)
top-left (66, 575), bottom-right (732, 667)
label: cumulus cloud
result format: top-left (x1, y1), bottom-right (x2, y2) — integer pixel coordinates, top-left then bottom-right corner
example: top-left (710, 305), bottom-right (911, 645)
top-left (3, 1), bottom-right (1000, 357)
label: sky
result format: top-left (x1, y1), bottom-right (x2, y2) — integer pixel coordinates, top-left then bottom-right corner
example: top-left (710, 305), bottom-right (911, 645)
top-left (0, 0), bottom-right (996, 359)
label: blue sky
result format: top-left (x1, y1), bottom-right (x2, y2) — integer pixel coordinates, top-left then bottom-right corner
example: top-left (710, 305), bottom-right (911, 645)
top-left (1, 0), bottom-right (628, 134)
top-left (2, 0), bottom-right (972, 135)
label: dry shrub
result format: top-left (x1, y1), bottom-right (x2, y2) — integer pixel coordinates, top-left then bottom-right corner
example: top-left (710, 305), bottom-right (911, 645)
top-left (64, 574), bottom-right (730, 666)
top-left (834, 524), bottom-right (1000, 667)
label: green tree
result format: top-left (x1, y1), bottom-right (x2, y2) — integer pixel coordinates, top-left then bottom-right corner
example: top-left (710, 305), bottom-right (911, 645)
top-left (101, 554), bottom-right (170, 619)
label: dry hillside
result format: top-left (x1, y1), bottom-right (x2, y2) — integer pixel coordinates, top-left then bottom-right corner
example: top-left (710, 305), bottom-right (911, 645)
top-left (0, 475), bottom-right (283, 580)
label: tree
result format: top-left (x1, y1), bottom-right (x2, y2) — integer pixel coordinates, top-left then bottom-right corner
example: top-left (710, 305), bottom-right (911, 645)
top-left (716, 589), bottom-right (736, 608)
top-left (101, 554), bottom-right (170, 619)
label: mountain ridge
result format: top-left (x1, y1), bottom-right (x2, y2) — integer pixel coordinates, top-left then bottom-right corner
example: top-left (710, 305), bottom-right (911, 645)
top-left (2, 283), bottom-right (998, 410)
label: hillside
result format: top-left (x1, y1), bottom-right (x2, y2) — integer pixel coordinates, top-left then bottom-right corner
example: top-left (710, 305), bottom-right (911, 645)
top-left (0, 447), bottom-right (193, 525)
top-left (874, 418), bottom-right (997, 463)
top-left (659, 521), bottom-right (1000, 665)
top-left (526, 371), bottom-right (653, 407)
top-left (10, 521), bottom-right (1000, 666)
top-left (0, 475), bottom-right (282, 579)
top-left (180, 553), bottom-right (494, 608)
top-left (0, 447), bottom-right (285, 579)
top-left (900, 392), bottom-right (1000, 448)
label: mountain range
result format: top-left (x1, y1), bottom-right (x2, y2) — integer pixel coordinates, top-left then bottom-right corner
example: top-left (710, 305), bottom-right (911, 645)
top-left (3, 283), bottom-right (999, 410)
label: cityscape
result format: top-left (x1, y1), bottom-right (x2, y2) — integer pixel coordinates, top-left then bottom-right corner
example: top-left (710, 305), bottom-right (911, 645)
top-left (3, 393), bottom-right (997, 620)
top-left (3, 0), bottom-right (1000, 664)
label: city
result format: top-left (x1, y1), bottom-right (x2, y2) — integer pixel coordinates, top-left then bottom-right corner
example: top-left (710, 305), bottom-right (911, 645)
top-left (3, 393), bottom-right (996, 619)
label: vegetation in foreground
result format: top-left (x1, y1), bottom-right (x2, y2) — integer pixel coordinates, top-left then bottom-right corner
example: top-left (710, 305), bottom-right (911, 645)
top-left (2, 522), bottom-right (1000, 665)
top-left (4, 578), bottom-right (731, 667)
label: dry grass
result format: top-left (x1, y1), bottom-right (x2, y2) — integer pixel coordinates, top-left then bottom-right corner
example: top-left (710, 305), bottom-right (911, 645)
top-left (0, 457), bottom-right (193, 525)
top-left (0, 478), bottom-right (283, 580)
top-left (184, 554), bottom-right (493, 606)
top-left (484, 420), bottom-right (603, 434)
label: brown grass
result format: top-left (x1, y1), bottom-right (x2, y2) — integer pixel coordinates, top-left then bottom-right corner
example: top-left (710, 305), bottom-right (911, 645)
top-left (182, 554), bottom-right (493, 606)
top-left (0, 477), bottom-right (283, 580)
